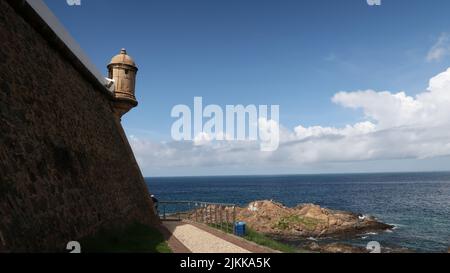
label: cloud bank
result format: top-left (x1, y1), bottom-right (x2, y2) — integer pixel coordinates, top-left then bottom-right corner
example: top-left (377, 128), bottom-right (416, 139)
top-left (129, 68), bottom-right (450, 174)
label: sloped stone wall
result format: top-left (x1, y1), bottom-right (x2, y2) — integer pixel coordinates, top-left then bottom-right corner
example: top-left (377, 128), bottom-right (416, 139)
top-left (0, 0), bottom-right (158, 252)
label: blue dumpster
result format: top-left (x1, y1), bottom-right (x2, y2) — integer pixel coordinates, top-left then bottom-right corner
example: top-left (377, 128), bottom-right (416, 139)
top-left (234, 222), bottom-right (246, 237)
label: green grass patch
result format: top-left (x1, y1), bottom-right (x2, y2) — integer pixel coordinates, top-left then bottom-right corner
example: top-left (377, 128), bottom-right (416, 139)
top-left (80, 223), bottom-right (172, 253)
top-left (274, 215), bottom-right (322, 231)
top-left (243, 227), bottom-right (298, 253)
top-left (208, 223), bottom-right (298, 253)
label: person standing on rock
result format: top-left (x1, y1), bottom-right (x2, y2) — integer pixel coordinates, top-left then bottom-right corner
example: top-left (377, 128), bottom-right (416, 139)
top-left (151, 194), bottom-right (159, 216)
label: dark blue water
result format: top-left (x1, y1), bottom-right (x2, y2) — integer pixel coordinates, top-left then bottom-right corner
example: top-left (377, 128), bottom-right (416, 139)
top-left (146, 172), bottom-right (450, 252)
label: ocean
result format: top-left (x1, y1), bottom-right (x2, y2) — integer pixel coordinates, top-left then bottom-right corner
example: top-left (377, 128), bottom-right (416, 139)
top-left (145, 172), bottom-right (450, 252)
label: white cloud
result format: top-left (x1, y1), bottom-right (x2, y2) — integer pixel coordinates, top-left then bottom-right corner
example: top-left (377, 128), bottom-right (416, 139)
top-left (129, 68), bottom-right (450, 174)
top-left (427, 33), bottom-right (450, 62)
top-left (294, 122), bottom-right (376, 139)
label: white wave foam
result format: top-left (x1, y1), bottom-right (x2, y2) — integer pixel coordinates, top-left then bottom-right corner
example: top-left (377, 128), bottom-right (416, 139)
top-left (362, 232), bottom-right (378, 236)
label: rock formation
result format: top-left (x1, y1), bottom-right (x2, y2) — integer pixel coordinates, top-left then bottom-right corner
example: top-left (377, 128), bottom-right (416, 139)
top-left (235, 200), bottom-right (393, 238)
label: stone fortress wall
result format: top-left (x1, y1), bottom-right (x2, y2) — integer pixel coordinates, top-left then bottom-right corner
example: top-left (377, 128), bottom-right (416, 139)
top-left (0, 0), bottom-right (158, 252)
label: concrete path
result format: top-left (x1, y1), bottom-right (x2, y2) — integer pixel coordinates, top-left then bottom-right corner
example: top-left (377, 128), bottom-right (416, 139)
top-left (163, 221), bottom-right (251, 253)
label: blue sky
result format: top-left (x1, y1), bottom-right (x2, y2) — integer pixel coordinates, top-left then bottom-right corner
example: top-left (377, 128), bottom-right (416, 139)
top-left (45, 0), bottom-right (450, 176)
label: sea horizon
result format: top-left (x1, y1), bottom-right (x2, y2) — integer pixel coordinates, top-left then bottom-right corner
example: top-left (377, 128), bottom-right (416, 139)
top-left (146, 170), bottom-right (450, 179)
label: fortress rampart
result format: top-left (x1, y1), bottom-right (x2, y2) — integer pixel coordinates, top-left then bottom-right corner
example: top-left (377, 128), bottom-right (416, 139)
top-left (0, 0), bottom-right (157, 252)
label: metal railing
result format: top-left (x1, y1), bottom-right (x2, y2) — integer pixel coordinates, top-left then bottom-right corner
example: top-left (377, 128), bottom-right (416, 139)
top-left (158, 201), bottom-right (237, 234)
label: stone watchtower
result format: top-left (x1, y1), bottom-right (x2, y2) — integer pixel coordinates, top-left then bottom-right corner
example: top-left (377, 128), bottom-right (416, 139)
top-left (108, 48), bottom-right (139, 118)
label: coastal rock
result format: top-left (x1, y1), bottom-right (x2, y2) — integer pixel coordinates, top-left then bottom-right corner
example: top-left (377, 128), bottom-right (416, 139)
top-left (235, 200), bottom-right (394, 238)
top-left (307, 242), bottom-right (367, 253)
top-left (303, 241), bottom-right (413, 253)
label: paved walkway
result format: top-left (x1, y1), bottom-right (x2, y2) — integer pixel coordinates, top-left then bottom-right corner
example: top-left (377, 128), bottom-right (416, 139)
top-left (163, 221), bottom-right (251, 253)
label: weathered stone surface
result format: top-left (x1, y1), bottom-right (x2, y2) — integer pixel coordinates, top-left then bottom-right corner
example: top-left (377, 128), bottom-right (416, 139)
top-left (0, 0), bottom-right (157, 252)
top-left (307, 242), bottom-right (367, 253)
top-left (304, 241), bottom-right (413, 253)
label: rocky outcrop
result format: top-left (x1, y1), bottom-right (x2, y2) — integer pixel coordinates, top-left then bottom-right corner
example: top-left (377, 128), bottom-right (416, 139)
top-left (235, 200), bottom-right (393, 238)
top-left (184, 200), bottom-right (396, 253)
top-left (305, 241), bottom-right (412, 253)
top-left (307, 242), bottom-right (367, 253)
